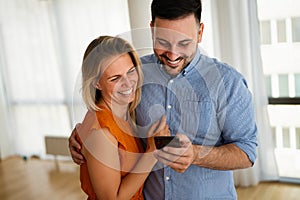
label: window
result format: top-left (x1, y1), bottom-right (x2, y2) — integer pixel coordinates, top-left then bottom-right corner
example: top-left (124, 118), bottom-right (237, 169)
top-left (272, 127), bottom-right (277, 147)
top-left (296, 128), bottom-right (300, 149)
top-left (260, 21), bottom-right (271, 44)
top-left (265, 75), bottom-right (272, 97)
top-left (292, 17), bottom-right (300, 42)
top-left (278, 74), bottom-right (289, 97)
top-left (277, 20), bottom-right (286, 43)
top-left (295, 74), bottom-right (300, 96)
top-left (282, 127), bottom-right (290, 148)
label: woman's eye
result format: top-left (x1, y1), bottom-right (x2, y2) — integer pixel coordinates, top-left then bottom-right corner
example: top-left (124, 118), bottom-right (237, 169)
top-left (109, 77), bottom-right (119, 82)
top-left (128, 67), bottom-right (136, 74)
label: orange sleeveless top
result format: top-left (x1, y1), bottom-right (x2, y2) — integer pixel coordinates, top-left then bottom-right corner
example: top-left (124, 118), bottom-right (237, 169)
top-left (77, 107), bottom-right (145, 200)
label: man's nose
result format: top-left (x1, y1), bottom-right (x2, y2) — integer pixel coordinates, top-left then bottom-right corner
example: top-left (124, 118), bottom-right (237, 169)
top-left (166, 50), bottom-right (180, 61)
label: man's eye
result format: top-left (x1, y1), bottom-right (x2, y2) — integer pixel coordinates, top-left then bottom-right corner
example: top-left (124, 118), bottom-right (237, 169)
top-left (157, 40), bottom-right (170, 47)
top-left (178, 42), bottom-right (190, 47)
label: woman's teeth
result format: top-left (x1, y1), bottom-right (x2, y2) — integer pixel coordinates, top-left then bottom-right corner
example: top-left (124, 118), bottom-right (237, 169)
top-left (119, 88), bottom-right (133, 95)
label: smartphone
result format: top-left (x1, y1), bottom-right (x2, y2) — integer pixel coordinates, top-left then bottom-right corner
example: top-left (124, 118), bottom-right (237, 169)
top-left (154, 136), bottom-right (181, 149)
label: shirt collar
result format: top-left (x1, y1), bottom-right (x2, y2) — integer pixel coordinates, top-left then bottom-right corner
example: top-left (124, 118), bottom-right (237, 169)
top-left (181, 47), bottom-right (201, 76)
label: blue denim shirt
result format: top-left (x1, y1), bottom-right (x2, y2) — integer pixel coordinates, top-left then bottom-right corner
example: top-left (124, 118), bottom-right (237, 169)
top-left (136, 48), bottom-right (258, 200)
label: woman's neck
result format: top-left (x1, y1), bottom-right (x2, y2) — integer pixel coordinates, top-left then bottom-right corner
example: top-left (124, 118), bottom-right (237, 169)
top-left (99, 99), bottom-right (128, 121)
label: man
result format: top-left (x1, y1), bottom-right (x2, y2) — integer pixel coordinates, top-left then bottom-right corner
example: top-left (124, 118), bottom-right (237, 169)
top-left (69, 0), bottom-right (258, 199)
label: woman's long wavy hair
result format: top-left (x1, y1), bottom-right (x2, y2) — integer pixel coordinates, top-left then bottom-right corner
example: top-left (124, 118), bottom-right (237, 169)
top-left (81, 36), bottom-right (143, 123)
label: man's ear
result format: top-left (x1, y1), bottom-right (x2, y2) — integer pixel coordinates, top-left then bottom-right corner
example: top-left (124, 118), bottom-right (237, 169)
top-left (197, 23), bottom-right (204, 43)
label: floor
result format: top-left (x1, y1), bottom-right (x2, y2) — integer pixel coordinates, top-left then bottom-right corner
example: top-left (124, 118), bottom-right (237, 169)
top-left (1, 156), bottom-right (300, 200)
top-left (236, 181), bottom-right (300, 200)
top-left (0, 156), bottom-right (87, 200)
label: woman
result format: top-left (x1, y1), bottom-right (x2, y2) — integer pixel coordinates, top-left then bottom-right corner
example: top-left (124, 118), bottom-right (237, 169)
top-left (76, 36), bottom-right (169, 200)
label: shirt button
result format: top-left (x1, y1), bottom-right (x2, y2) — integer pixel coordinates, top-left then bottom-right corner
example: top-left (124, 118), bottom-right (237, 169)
top-left (166, 176), bottom-right (170, 181)
top-left (169, 79), bottom-right (174, 83)
top-left (167, 105), bottom-right (172, 109)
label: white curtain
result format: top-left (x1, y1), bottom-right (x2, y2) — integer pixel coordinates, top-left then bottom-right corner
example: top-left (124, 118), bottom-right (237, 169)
top-left (0, 0), bottom-right (130, 159)
top-left (210, 0), bottom-right (279, 186)
top-left (0, 38), bottom-right (15, 159)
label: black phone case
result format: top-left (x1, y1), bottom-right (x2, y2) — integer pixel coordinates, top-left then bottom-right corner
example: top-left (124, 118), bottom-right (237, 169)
top-left (154, 136), bottom-right (181, 149)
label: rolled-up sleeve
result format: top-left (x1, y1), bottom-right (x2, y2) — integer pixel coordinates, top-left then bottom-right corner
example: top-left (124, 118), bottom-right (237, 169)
top-left (220, 72), bottom-right (258, 164)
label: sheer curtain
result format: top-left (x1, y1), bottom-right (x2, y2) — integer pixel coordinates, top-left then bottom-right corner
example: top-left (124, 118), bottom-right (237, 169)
top-left (0, 35), bottom-right (15, 159)
top-left (0, 0), bottom-right (130, 159)
top-left (210, 0), bottom-right (278, 185)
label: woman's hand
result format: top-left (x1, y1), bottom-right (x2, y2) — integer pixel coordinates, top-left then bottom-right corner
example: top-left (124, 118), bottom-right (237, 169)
top-left (146, 115), bottom-right (170, 152)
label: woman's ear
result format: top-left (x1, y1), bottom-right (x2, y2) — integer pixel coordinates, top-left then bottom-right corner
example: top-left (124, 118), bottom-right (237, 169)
top-left (94, 82), bottom-right (101, 90)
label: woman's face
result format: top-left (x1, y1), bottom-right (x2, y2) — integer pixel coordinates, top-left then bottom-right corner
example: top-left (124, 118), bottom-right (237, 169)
top-left (97, 53), bottom-right (138, 106)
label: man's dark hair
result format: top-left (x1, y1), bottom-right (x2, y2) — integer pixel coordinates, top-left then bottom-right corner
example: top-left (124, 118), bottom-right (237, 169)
top-left (151, 0), bottom-right (202, 24)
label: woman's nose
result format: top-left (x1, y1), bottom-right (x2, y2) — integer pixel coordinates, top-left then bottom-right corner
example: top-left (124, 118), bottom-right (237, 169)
top-left (120, 76), bottom-right (131, 86)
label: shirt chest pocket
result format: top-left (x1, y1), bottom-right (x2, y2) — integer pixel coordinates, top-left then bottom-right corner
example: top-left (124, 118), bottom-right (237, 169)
top-left (178, 100), bottom-right (213, 142)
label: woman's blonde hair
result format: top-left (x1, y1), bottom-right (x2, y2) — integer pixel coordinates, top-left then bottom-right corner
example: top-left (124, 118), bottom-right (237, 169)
top-left (81, 36), bottom-right (143, 122)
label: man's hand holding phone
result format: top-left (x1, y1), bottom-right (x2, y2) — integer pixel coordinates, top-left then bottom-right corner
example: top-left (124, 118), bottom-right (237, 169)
top-left (154, 133), bottom-right (196, 173)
